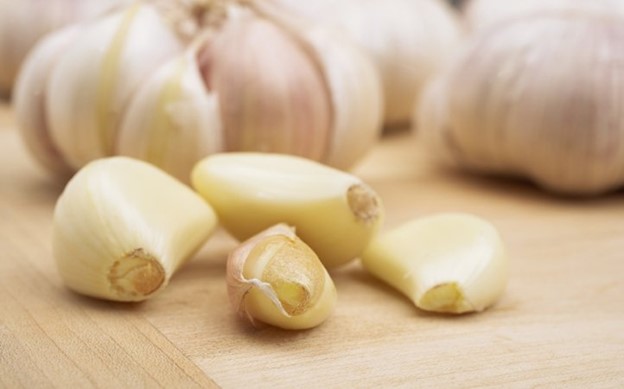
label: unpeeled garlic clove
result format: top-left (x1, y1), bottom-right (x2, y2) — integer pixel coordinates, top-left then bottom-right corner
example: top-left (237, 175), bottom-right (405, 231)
top-left (117, 48), bottom-right (223, 182)
top-left (47, 2), bottom-right (185, 170)
top-left (53, 156), bottom-right (218, 302)
top-left (199, 7), bottom-right (332, 162)
top-left (361, 213), bottom-right (508, 314)
top-left (227, 223), bottom-right (337, 330)
top-left (13, 26), bottom-right (79, 177)
top-left (191, 152), bottom-right (384, 268)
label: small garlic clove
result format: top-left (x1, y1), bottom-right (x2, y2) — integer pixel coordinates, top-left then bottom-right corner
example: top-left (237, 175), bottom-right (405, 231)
top-left (53, 156), bottom-right (218, 302)
top-left (201, 7), bottom-right (332, 162)
top-left (227, 223), bottom-right (337, 330)
top-left (253, 0), bottom-right (384, 169)
top-left (13, 26), bottom-right (79, 178)
top-left (47, 3), bottom-right (185, 170)
top-left (191, 153), bottom-right (384, 268)
top-left (361, 213), bottom-right (508, 314)
top-left (117, 49), bottom-right (223, 182)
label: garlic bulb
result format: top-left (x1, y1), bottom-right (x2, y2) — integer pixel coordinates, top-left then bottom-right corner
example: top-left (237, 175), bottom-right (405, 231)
top-left (464, 0), bottom-right (624, 32)
top-left (418, 7), bottom-right (624, 195)
top-left (0, 0), bottom-right (127, 95)
top-left (16, 0), bottom-right (383, 182)
top-left (273, 0), bottom-right (462, 126)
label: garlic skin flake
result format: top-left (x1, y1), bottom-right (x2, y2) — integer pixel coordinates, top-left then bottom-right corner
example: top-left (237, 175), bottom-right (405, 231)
top-left (362, 214), bottom-right (508, 314)
top-left (227, 224), bottom-right (337, 330)
top-left (418, 9), bottom-right (624, 195)
top-left (53, 157), bottom-right (218, 302)
top-left (192, 153), bottom-right (384, 268)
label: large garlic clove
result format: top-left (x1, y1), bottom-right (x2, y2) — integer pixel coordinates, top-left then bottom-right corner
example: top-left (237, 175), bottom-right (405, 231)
top-left (251, 0), bottom-right (384, 169)
top-left (191, 153), bottom-right (384, 268)
top-left (53, 156), bottom-right (218, 302)
top-left (419, 9), bottom-right (624, 195)
top-left (273, 0), bottom-right (462, 127)
top-left (227, 224), bottom-right (337, 330)
top-left (199, 7), bottom-right (332, 162)
top-left (47, 2), bottom-right (185, 170)
top-left (362, 213), bottom-right (508, 314)
top-left (13, 26), bottom-right (79, 177)
top-left (117, 49), bottom-right (223, 182)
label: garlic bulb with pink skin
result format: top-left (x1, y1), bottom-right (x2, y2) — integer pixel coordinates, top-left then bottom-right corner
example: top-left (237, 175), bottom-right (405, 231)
top-left (15, 0), bottom-right (383, 182)
top-left (418, 6), bottom-right (624, 195)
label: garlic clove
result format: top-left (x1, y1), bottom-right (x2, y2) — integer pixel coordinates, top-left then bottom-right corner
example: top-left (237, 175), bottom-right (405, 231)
top-left (227, 223), bottom-right (337, 330)
top-left (53, 156), bottom-right (218, 302)
top-left (191, 152), bottom-right (384, 268)
top-left (13, 26), bottom-right (79, 178)
top-left (117, 49), bottom-right (223, 182)
top-left (46, 3), bottom-right (185, 170)
top-left (250, 0), bottom-right (384, 169)
top-left (361, 213), bottom-right (508, 314)
top-left (200, 7), bottom-right (332, 162)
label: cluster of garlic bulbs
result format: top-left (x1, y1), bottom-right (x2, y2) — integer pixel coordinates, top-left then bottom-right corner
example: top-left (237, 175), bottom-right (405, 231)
top-left (15, 0), bottom-right (383, 181)
top-left (418, 0), bottom-right (624, 195)
top-left (0, 0), bottom-right (127, 95)
top-left (273, 0), bottom-right (462, 126)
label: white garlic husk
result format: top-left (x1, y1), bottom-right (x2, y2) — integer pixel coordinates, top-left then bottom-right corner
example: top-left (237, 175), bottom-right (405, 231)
top-left (16, 1), bottom-right (383, 182)
top-left (272, 0), bottom-right (462, 126)
top-left (0, 0), bottom-right (127, 95)
top-left (418, 8), bottom-right (624, 195)
top-left (464, 0), bottom-right (624, 32)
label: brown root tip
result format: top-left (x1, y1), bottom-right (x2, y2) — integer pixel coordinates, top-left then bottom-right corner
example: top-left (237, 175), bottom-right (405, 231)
top-left (347, 184), bottom-right (381, 224)
top-left (108, 249), bottom-right (166, 301)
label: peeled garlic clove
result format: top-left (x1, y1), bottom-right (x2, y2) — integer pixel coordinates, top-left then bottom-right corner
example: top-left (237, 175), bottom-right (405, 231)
top-left (192, 153), bottom-right (384, 268)
top-left (227, 224), bottom-right (337, 330)
top-left (14, 26), bottom-right (79, 177)
top-left (53, 157), bottom-right (218, 302)
top-left (47, 2), bottom-right (185, 170)
top-left (117, 50), bottom-right (223, 182)
top-left (200, 7), bottom-right (332, 162)
top-left (362, 213), bottom-right (508, 314)
top-left (250, 1), bottom-right (384, 168)
top-left (419, 9), bottom-right (624, 195)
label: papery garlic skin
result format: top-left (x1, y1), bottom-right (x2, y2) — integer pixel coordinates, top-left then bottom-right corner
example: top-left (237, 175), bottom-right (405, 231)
top-left (0, 0), bottom-right (128, 94)
top-left (14, 27), bottom-right (79, 177)
top-left (272, 0), bottom-right (462, 126)
top-left (227, 224), bottom-right (337, 330)
top-left (47, 2), bottom-right (185, 170)
top-left (53, 157), bottom-right (218, 302)
top-left (117, 51), bottom-right (223, 182)
top-left (419, 10), bottom-right (624, 195)
top-left (362, 213), bottom-right (508, 314)
top-left (192, 153), bottom-right (384, 268)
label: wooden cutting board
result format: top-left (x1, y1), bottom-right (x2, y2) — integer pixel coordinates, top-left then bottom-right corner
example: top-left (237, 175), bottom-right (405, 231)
top-left (1, 101), bottom-right (623, 387)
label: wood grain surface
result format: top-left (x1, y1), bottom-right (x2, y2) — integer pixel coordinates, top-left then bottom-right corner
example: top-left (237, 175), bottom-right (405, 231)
top-left (1, 100), bottom-right (623, 388)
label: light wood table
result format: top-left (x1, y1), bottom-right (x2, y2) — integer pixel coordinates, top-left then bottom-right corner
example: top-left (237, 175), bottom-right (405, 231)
top-left (1, 101), bottom-right (623, 387)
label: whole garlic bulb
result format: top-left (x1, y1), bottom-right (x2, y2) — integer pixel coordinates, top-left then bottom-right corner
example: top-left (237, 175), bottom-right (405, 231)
top-left (464, 0), bottom-right (624, 32)
top-left (15, 0), bottom-right (383, 181)
top-left (273, 0), bottom-right (462, 127)
top-left (418, 8), bottom-right (624, 195)
top-left (0, 0), bottom-right (127, 95)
